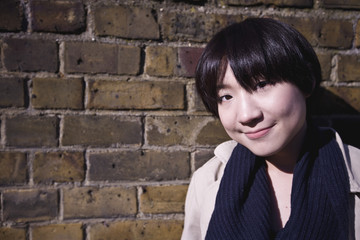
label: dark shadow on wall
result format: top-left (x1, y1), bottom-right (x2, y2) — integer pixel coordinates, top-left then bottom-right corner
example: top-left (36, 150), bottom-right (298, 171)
top-left (310, 87), bottom-right (360, 148)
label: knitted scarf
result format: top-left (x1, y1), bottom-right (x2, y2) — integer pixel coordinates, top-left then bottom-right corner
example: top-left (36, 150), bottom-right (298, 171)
top-left (206, 128), bottom-right (349, 240)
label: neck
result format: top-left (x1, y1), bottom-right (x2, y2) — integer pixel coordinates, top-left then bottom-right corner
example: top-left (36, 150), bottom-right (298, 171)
top-left (266, 122), bottom-right (307, 174)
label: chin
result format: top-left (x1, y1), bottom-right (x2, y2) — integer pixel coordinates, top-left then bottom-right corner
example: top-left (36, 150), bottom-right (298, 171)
top-left (240, 139), bottom-right (284, 157)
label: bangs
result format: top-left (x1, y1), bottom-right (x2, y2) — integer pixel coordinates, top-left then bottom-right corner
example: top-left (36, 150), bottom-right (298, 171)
top-left (224, 20), bottom-right (297, 91)
top-left (195, 18), bottom-right (321, 117)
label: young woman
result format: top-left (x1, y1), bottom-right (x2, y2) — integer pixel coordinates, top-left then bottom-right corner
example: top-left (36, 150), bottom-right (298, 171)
top-left (182, 18), bottom-right (360, 240)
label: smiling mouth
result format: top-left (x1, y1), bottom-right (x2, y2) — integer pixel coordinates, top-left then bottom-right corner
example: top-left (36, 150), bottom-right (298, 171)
top-left (245, 126), bottom-right (274, 140)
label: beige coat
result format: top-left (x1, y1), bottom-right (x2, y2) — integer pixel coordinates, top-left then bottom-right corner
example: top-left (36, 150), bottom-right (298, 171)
top-left (182, 130), bottom-right (360, 240)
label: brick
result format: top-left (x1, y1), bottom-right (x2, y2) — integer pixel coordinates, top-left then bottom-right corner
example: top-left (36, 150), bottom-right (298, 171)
top-left (356, 20), bottom-right (360, 48)
top-left (0, 0), bottom-right (23, 32)
top-left (161, 12), bottom-right (243, 42)
top-left (0, 152), bottom-right (27, 185)
top-left (193, 85), bottom-right (207, 112)
top-left (87, 79), bottom-right (185, 110)
top-left (146, 116), bottom-right (229, 146)
top-left (0, 227), bottom-right (26, 240)
top-left (89, 150), bottom-right (190, 181)
top-left (140, 185), bottom-right (188, 214)
top-left (6, 115), bottom-right (58, 147)
top-left (145, 46), bottom-right (177, 77)
top-left (225, 0), bottom-right (262, 5)
top-left (30, 0), bottom-right (85, 33)
top-left (265, 0), bottom-right (313, 6)
top-left (316, 51), bottom-right (332, 81)
top-left (64, 42), bottom-right (140, 75)
top-left (318, 20), bottom-right (354, 48)
top-left (177, 47), bottom-right (203, 77)
top-left (62, 115), bottom-right (141, 146)
top-left (32, 223), bottom-right (83, 240)
top-left (196, 119), bottom-right (230, 145)
top-left (325, 87), bottom-right (360, 112)
top-left (194, 149), bottom-right (215, 170)
top-left (90, 220), bottom-right (183, 240)
top-left (311, 87), bottom-right (360, 114)
top-left (337, 55), bottom-right (360, 82)
top-left (63, 186), bottom-right (137, 219)
top-left (3, 38), bottom-right (58, 72)
top-left (0, 77), bottom-right (25, 107)
top-left (322, 0), bottom-right (360, 9)
top-left (33, 151), bottom-right (84, 184)
top-left (187, 83), bottom-right (207, 112)
top-left (332, 117), bottom-right (360, 148)
top-left (226, 0), bottom-right (313, 6)
top-left (3, 189), bottom-right (58, 222)
top-left (94, 5), bottom-right (159, 39)
top-left (278, 17), bottom-right (353, 49)
top-left (32, 77), bottom-right (83, 109)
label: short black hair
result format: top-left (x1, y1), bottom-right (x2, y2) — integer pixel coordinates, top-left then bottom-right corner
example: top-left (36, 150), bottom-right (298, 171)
top-left (195, 17), bottom-right (321, 117)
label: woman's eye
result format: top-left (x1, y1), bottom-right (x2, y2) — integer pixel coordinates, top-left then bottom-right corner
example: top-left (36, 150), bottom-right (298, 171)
top-left (255, 81), bottom-right (269, 90)
top-left (219, 95), bottom-right (233, 102)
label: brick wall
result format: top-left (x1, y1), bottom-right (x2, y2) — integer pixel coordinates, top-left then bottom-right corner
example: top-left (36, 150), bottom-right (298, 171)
top-left (0, 0), bottom-right (359, 239)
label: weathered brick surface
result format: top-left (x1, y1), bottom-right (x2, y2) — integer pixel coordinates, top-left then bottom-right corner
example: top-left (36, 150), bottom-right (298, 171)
top-left (89, 150), bottom-right (190, 181)
top-left (337, 55), bottom-right (360, 82)
top-left (0, 227), bottom-right (26, 240)
top-left (90, 220), bottom-right (183, 240)
top-left (30, 0), bottom-right (85, 33)
top-left (32, 223), bottom-right (83, 240)
top-left (193, 85), bottom-right (208, 112)
top-left (88, 79), bottom-right (185, 110)
top-left (3, 189), bottom-right (58, 222)
top-left (316, 51), bottom-right (332, 81)
top-left (194, 149), bottom-right (215, 170)
top-left (64, 42), bottom-right (140, 75)
top-left (6, 116), bottom-right (58, 147)
top-left (3, 38), bottom-right (58, 72)
top-left (196, 119), bottom-right (230, 145)
top-left (322, 0), bottom-right (360, 9)
top-left (62, 115), bottom-right (142, 146)
top-left (278, 17), bottom-right (354, 48)
top-left (177, 47), bottom-right (204, 77)
top-left (0, 77), bottom-right (25, 107)
top-left (145, 46), bottom-right (177, 77)
top-left (63, 186), bottom-right (137, 219)
top-left (33, 151), bottom-right (84, 183)
top-left (0, 0), bottom-right (23, 32)
top-left (226, 0), bottom-right (313, 7)
top-left (146, 116), bottom-right (229, 146)
top-left (94, 5), bottom-right (159, 39)
top-left (325, 87), bottom-right (360, 112)
top-left (161, 12), bottom-right (243, 42)
top-left (0, 152), bottom-right (27, 185)
top-left (140, 185), bottom-right (188, 214)
top-left (312, 87), bottom-right (360, 114)
top-left (356, 20), bottom-right (360, 48)
top-left (32, 77), bottom-right (84, 109)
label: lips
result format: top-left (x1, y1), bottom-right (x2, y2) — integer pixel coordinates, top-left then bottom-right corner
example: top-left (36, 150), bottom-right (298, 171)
top-left (245, 126), bottom-right (274, 140)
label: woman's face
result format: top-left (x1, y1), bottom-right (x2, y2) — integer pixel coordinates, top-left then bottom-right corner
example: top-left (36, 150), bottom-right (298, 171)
top-left (217, 65), bottom-right (307, 158)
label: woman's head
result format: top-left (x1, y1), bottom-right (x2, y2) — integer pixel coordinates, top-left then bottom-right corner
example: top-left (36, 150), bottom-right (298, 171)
top-left (196, 17), bottom-right (321, 117)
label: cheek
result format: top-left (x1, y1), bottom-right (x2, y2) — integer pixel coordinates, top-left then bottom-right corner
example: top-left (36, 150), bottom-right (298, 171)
top-left (273, 90), bottom-right (307, 122)
top-left (218, 108), bottom-right (235, 131)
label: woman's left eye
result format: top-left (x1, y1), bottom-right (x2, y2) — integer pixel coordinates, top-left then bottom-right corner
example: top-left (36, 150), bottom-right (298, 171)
top-left (255, 81), bottom-right (269, 90)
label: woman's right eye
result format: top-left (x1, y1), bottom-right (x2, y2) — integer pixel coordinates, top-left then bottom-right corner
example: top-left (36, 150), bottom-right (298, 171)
top-left (218, 95), bottom-right (233, 102)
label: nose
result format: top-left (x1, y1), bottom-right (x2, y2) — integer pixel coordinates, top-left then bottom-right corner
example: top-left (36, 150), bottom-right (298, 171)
top-left (236, 91), bottom-right (263, 125)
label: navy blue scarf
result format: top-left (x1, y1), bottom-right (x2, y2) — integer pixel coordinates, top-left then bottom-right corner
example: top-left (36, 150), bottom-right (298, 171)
top-left (206, 128), bottom-right (349, 239)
